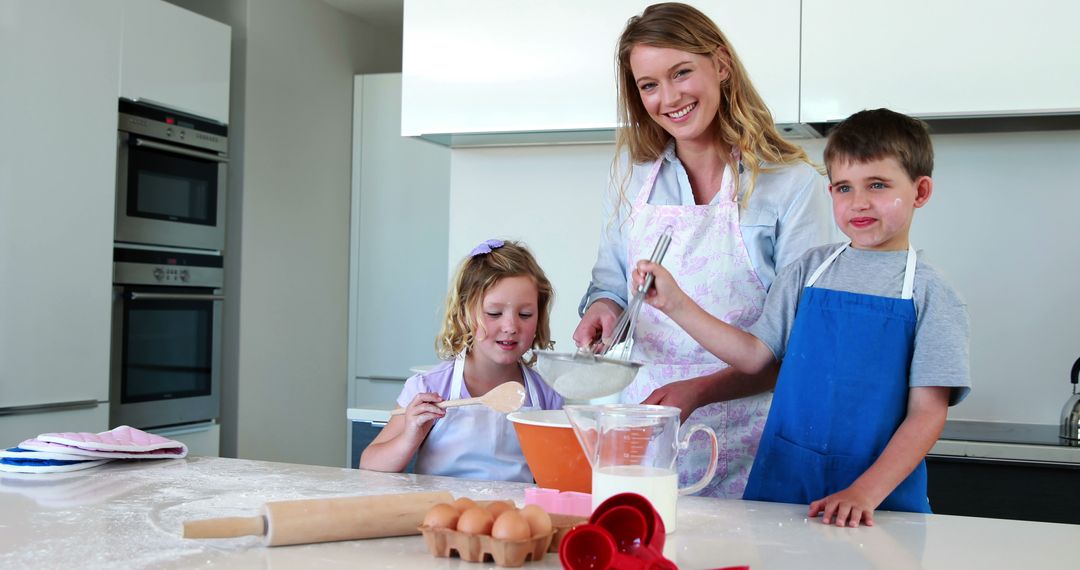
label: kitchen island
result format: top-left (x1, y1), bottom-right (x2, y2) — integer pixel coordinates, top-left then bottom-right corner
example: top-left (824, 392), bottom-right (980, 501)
top-left (1, 456), bottom-right (1075, 569)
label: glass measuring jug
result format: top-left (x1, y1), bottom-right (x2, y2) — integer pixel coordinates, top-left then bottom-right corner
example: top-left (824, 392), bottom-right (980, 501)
top-left (564, 404), bottom-right (718, 532)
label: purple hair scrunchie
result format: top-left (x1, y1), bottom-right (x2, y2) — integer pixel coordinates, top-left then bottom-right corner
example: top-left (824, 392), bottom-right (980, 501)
top-left (470, 239), bottom-right (505, 257)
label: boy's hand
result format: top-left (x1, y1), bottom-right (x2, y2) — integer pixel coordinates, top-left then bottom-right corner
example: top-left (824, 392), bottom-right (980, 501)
top-left (808, 486), bottom-right (879, 528)
top-left (633, 260), bottom-right (687, 315)
top-left (402, 392), bottom-right (445, 438)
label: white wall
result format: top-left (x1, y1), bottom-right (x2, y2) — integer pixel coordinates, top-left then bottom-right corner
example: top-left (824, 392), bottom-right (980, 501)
top-left (448, 145), bottom-right (614, 354)
top-left (448, 130), bottom-right (1080, 426)
top-left (168, 0), bottom-right (402, 466)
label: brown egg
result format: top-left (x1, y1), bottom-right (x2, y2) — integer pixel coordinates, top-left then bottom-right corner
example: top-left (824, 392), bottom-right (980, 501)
top-left (422, 503), bottom-right (459, 529)
top-left (485, 500), bottom-right (516, 519)
top-left (456, 507), bottom-right (495, 535)
top-left (491, 510), bottom-right (532, 541)
top-left (519, 504), bottom-right (553, 537)
top-left (451, 497), bottom-right (479, 513)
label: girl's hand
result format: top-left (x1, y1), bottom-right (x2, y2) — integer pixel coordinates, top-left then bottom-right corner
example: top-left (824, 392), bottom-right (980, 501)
top-left (632, 260), bottom-right (687, 314)
top-left (808, 486), bottom-right (878, 528)
top-left (402, 392), bottom-right (446, 437)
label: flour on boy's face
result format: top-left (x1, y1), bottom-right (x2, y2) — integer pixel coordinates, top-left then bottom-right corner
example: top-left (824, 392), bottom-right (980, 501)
top-left (827, 156), bottom-right (932, 252)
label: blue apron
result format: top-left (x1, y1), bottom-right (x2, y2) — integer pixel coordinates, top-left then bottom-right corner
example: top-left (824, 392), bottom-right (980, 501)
top-left (743, 242), bottom-right (930, 513)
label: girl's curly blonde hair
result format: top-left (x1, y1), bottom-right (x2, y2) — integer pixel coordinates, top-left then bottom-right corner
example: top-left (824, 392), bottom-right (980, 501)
top-left (612, 2), bottom-right (815, 215)
top-left (436, 241), bottom-right (554, 365)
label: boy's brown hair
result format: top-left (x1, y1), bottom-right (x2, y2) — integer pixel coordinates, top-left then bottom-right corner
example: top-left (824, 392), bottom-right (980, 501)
top-left (824, 108), bottom-right (934, 181)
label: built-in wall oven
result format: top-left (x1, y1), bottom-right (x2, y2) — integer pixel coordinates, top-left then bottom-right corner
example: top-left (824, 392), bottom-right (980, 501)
top-left (110, 247), bottom-right (222, 429)
top-left (115, 99), bottom-right (228, 252)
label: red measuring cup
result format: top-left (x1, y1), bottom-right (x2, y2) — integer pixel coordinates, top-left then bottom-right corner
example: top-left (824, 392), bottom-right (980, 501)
top-left (560, 524), bottom-right (653, 569)
top-left (593, 506), bottom-right (675, 569)
top-left (591, 492), bottom-right (666, 551)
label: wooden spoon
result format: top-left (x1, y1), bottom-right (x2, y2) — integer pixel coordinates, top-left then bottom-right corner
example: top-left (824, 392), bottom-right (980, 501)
top-left (390, 381), bottom-right (525, 416)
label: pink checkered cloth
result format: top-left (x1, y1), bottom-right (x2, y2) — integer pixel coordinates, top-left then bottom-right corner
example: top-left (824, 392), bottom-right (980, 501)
top-left (19, 425), bottom-right (188, 459)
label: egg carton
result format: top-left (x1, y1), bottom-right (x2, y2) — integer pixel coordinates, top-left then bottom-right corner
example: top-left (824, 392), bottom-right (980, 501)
top-left (418, 525), bottom-right (554, 567)
top-left (548, 513), bottom-right (589, 553)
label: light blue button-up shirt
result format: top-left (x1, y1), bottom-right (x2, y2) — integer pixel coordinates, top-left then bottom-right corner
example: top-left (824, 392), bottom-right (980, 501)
top-left (579, 145), bottom-right (839, 314)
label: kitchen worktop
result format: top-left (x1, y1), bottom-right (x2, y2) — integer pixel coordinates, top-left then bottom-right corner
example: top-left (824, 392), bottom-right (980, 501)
top-left (929, 420), bottom-right (1080, 464)
top-left (2, 456), bottom-right (1077, 569)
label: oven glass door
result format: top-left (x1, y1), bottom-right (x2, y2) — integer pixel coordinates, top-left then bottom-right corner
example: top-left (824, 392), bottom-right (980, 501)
top-left (119, 285), bottom-right (217, 404)
top-left (125, 137), bottom-right (219, 227)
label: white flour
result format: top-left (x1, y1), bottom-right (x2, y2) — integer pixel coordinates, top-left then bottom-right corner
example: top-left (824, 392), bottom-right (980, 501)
top-left (0, 456), bottom-right (535, 570)
top-left (550, 363), bottom-right (635, 400)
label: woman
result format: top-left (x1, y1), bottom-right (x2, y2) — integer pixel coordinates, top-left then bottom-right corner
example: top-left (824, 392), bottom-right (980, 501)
top-left (572, 2), bottom-right (836, 498)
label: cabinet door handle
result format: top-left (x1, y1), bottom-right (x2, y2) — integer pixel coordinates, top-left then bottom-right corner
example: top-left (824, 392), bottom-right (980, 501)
top-left (0, 399), bottom-right (99, 416)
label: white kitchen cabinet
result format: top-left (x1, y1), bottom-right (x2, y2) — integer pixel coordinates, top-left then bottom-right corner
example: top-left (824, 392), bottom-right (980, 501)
top-left (119, 0), bottom-right (231, 123)
top-left (348, 74), bottom-right (450, 412)
top-left (149, 422), bottom-right (220, 457)
top-left (401, 0), bottom-right (801, 140)
top-left (801, 0), bottom-right (1080, 122)
top-left (0, 0), bottom-right (120, 443)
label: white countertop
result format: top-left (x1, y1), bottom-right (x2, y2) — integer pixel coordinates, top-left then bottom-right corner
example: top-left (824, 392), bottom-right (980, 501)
top-left (348, 407), bottom-right (392, 423)
top-left (1, 456), bottom-right (1077, 569)
top-left (929, 438), bottom-right (1080, 464)
top-left (928, 420), bottom-right (1080, 464)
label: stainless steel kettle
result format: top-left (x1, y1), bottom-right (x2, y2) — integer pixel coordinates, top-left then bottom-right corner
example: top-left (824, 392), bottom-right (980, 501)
top-left (1061, 357), bottom-right (1080, 445)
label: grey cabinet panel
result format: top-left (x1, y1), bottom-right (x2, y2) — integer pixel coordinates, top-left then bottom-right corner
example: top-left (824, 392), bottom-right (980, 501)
top-left (348, 73), bottom-right (450, 408)
top-left (350, 420), bottom-right (414, 473)
top-left (926, 456), bottom-right (1080, 524)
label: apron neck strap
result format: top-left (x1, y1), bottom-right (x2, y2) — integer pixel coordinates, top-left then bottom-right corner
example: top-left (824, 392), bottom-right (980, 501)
top-left (900, 244), bottom-right (917, 300)
top-left (633, 157), bottom-right (666, 209)
top-left (804, 242), bottom-right (849, 288)
top-left (805, 242), bottom-right (918, 300)
top-left (449, 354), bottom-right (466, 399)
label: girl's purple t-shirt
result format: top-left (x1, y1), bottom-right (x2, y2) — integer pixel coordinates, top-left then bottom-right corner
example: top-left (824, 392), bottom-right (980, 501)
top-left (396, 359), bottom-right (563, 410)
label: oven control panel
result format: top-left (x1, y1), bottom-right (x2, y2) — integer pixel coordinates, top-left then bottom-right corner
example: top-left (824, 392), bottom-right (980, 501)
top-left (118, 99), bottom-right (228, 155)
top-left (152, 267), bottom-right (191, 283)
top-left (113, 248), bottom-right (223, 288)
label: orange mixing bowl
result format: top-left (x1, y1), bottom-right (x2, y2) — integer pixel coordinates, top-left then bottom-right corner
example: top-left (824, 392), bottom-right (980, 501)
top-left (508, 409), bottom-right (591, 493)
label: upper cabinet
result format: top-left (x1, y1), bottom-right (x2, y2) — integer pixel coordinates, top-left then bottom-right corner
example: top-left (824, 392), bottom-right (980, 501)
top-left (401, 0), bottom-right (801, 139)
top-left (800, 0), bottom-right (1080, 122)
top-left (403, 0), bottom-right (1080, 140)
top-left (120, 0), bottom-right (231, 123)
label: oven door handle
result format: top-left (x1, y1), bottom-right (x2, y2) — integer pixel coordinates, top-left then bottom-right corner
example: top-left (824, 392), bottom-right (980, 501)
top-left (129, 292), bottom-right (226, 302)
top-left (133, 137), bottom-right (229, 163)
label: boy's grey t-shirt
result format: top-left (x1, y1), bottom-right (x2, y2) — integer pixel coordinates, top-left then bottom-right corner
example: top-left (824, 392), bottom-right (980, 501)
top-left (749, 242), bottom-right (971, 405)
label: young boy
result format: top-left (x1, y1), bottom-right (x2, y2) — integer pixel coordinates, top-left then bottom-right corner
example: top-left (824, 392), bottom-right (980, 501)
top-left (633, 108), bottom-right (970, 527)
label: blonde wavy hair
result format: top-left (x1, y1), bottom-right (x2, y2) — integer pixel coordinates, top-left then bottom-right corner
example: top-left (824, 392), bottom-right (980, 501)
top-left (613, 2), bottom-right (814, 212)
top-left (436, 241), bottom-right (554, 365)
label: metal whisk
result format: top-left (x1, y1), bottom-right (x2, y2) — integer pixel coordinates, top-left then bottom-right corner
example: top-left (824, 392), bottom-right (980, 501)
top-left (602, 226), bottom-right (673, 361)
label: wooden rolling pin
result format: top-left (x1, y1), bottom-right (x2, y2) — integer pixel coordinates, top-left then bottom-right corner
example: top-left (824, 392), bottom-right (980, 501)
top-left (183, 490), bottom-right (453, 546)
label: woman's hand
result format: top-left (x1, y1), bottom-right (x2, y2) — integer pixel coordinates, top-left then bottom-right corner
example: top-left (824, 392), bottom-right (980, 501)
top-left (573, 298), bottom-right (623, 351)
top-left (402, 392), bottom-right (445, 439)
top-left (641, 377), bottom-right (709, 423)
top-left (633, 260), bottom-right (688, 315)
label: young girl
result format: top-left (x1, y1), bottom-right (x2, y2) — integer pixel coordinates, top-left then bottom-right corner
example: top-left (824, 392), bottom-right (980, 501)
top-left (359, 239), bottom-right (563, 482)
